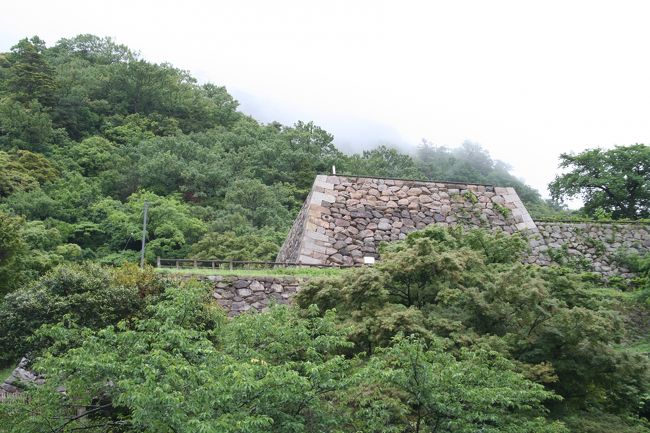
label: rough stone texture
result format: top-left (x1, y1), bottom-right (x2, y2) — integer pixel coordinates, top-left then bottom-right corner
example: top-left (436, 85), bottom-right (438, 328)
top-left (203, 275), bottom-right (306, 317)
top-left (276, 175), bottom-right (539, 266)
top-left (534, 221), bottom-right (650, 277)
top-left (0, 358), bottom-right (44, 401)
top-left (276, 190), bottom-right (313, 263)
top-left (275, 175), bottom-right (650, 276)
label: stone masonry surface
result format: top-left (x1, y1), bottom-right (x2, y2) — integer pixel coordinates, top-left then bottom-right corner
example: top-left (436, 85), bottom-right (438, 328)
top-left (0, 358), bottom-right (44, 401)
top-left (276, 174), bottom-right (540, 266)
top-left (535, 221), bottom-right (650, 277)
top-left (275, 175), bottom-right (650, 276)
top-left (206, 220), bottom-right (650, 318)
top-left (276, 191), bottom-right (312, 263)
top-left (203, 275), bottom-right (305, 317)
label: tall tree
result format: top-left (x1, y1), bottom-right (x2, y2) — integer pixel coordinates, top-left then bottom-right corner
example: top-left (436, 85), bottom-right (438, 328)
top-left (549, 144), bottom-right (650, 219)
top-left (5, 37), bottom-right (56, 106)
top-left (346, 144), bottom-right (422, 179)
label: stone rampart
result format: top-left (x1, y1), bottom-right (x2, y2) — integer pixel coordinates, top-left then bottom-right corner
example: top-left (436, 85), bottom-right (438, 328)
top-left (275, 174), bottom-right (650, 276)
top-left (276, 174), bottom-right (539, 266)
top-left (276, 191), bottom-right (312, 263)
top-left (535, 221), bottom-right (650, 277)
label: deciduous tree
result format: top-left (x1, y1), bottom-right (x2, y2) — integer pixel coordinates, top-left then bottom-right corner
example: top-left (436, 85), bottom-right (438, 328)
top-left (549, 144), bottom-right (650, 219)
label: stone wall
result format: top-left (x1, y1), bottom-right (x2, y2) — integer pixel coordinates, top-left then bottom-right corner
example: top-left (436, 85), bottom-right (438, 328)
top-left (535, 221), bottom-right (650, 277)
top-left (276, 175), bottom-right (539, 266)
top-left (0, 358), bottom-right (43, 401)
top-left (275, 175), bottom-right (650, 276)
top-left (276, 191), bottom-right (313, 263)
top-left (205, 275), bottom-right (305, 316)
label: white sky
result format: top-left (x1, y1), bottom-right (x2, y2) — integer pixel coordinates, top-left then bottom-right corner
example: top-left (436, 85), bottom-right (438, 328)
top-left (2, 0), bottom-right (650, 199)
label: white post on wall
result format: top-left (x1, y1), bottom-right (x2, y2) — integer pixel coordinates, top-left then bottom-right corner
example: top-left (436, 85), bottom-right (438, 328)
top-left (332, 165), bottom-right (336, 175)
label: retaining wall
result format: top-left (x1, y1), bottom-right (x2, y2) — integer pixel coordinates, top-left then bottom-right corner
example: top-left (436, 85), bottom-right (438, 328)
top-left (276, 191), bottom-right (313, 263)
top-left (535, 221), bottom-right (650, 277)
top-left (205, 275), bottom-right (305, 316)
top-left (275, 175), bottom-right (650, 276)
top-left (276, 175), bottom-right (539, 266)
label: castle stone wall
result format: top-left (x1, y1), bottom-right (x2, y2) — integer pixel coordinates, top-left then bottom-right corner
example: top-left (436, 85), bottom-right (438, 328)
top-left (275, 175), bottom-right (650, 276)
top-left (276, 175), bottom-right (540, 266)
top-left (535, 221), bottom-right (650, 277)
top-left (276, 191), bottom-right (312, 263)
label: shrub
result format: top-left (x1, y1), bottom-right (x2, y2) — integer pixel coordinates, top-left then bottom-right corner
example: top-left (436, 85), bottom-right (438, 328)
top-left (0, 262), bottom-right (146, 366)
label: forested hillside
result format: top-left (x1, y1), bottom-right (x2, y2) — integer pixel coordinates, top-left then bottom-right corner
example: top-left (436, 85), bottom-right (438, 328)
top-left (0, 35), bottom-right (562, 293)
top-left (1, 35), bottom-right (650, 433)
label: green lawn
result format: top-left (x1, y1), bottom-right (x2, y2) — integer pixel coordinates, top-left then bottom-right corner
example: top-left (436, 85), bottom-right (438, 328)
top-left (156, 266), bottom-right (350, 279)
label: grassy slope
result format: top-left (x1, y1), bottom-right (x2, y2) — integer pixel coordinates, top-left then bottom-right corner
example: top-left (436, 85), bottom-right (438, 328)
top-left (156, 267), bottom-right (349, 278)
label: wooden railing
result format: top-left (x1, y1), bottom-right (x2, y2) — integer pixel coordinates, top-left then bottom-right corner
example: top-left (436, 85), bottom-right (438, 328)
top-left (156, 257), bottom-right (355, 270)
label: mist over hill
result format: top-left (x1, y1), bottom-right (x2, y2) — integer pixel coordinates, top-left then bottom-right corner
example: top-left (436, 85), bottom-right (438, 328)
top-left (0, 34), bottom-right (563, 287)
top-left (1, 33), bottom-right (649, 433)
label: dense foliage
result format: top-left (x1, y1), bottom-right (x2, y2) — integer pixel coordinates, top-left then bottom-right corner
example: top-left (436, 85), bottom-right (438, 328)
top-left (1, 33), bottom-right (649, 433)
top-left (298, 226), bottom-right (650, 431)
top-left (0, 263), bottom-right (167, 364)
top-left (1, 275), bottom-right (566, 433)
top-left (0, 34), bottom-right (560, 293)
top-left (1, 228), bottom-right (648, 432)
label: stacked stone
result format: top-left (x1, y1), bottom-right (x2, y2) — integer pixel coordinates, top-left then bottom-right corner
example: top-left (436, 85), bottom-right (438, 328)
top-left (278, 175), bottom-right (538, 266)
top-left (275, 191), bottom-right (312, 263)
top-left (207, 275), bottom-right (304, 317)
top-left (0, 358), bottom-right (44, 401)
top-left (536, 222), bottom-right (650, 276)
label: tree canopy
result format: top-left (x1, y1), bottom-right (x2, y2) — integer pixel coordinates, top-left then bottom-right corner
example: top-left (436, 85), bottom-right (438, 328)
top-left (297, 226), bottom-right (650, 431)
top-left (1, 227), bottom-right (649, 432)
top-left (0, 270), bottom-right (567, 433)
top-left (0, 33), bottom-right (561, 292)
top-left (549, 144), bottom-right (650, 219)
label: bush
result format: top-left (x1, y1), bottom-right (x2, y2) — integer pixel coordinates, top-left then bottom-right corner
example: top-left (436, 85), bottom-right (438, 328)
top-left (297, 225), bottom-right (650, 423)
top-left (0, 290), bottom-right (565, 433)
top-left (0, 262), bottom-right (147, 366)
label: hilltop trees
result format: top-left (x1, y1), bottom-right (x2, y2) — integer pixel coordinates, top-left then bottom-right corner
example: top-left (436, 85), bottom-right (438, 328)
top-left (416, 140), bottom-right (546, 205)
top-left (549, 144), bottom-right (650, 219)
top-left (346, 145), bottom-right (422, 179)
top-left (0, 32), bottom-right (560, 283)
top-left (5, 37), bottom-right (56, 106)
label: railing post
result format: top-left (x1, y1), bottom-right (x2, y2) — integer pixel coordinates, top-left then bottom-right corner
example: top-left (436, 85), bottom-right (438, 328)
top-left (229, 260), bottom-right (233, 271)
top-left (156, 256), bottom-right (161, 268)
top-left (211, 260), bottom-right (215, 270)
top-left (176, 260), bottom-right (179, 270)
top-left (193, 259), bottom-right (197, 268)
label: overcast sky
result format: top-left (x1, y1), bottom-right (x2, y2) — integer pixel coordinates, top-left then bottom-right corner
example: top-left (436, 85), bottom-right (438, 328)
top-left (2, 0), bottom-right (649, 199)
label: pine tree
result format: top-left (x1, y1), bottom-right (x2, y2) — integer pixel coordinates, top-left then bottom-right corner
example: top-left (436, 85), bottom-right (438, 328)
top-left (6, 37), bottom-right (57, 106)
